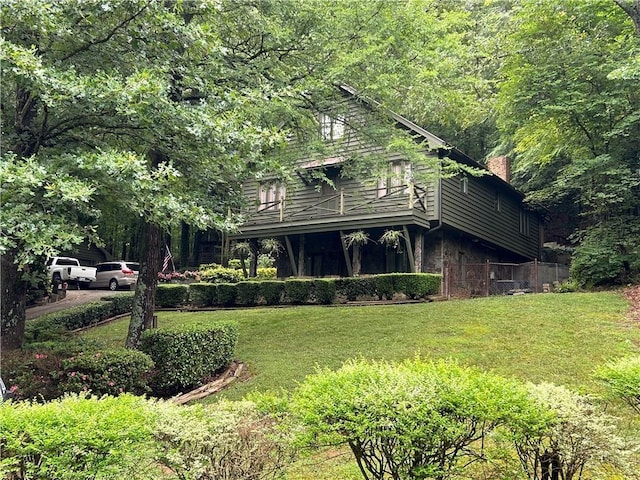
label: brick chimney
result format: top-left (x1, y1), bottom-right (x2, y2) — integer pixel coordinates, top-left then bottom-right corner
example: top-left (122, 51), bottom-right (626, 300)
top-left (487, 156), bottom-right (511, 184)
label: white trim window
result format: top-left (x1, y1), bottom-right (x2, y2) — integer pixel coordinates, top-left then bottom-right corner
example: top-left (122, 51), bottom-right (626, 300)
top-left (377, 161), bottom-right (411, 197)
top-left (319, 112), bottom-right (345, 141)
top-left (258, 181), bottom-right (286, 212)
top-left (519, 209), bottom-right (530, 236)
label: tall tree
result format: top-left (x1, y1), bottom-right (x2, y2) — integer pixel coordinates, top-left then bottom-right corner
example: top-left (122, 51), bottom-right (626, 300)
top-left (494, 0), bottom-right (640, 285)
top-left (2, 0), bottom-right (463, 349)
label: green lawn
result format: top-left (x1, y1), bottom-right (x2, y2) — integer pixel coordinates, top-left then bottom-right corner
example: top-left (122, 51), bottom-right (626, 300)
top-left (83, 291), bottom-right (640, 401)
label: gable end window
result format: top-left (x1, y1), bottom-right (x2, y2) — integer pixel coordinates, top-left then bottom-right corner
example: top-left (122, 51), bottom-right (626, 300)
top-left (319, 113), bottom-right (345, 141)
top-left (258, 181), bottom-right (286, 212)
top-left (460, 176), bottom-right (469, 194)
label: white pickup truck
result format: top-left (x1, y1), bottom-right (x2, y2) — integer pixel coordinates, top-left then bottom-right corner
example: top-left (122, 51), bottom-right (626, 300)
top-left (46, 257), bottom-right (97, 289)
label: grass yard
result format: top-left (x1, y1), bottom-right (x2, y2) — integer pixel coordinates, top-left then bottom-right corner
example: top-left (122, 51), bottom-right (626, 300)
top-left (83, 290), bottom-right (640, 401)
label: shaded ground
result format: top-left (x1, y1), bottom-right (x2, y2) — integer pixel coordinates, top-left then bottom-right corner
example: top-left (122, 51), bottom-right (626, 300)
top-left (26, 290), bottom-right (129, 320)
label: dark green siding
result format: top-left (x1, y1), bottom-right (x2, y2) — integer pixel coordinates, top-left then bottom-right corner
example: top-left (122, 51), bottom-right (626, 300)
top-left (440, 175), bottom-right (539, 259)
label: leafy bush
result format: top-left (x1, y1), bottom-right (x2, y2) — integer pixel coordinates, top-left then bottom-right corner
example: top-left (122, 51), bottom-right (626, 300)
top-left (61, 348), bottom-right (154, 396)
top-left (311, 279), bottom-right (336, 304)
top-left (373, 274), bottom-right (395, 300)
top-left (153, 400), bottom-right (295, 480)
top-left (0, 394), bottom-right (158, 479)
top-left (188, 282), bottom-right (217, 307)
top-left (139, 321), bottom-right (238, 396)
top-left (236, 281), bottom-right (261, 306)
top-left (284, 279), bottom-right (312, 304)
top-left (0, 339), bottom-right (148, 401)
top-left (258, 280), bottom-right (285, 305)
top-left (199, 265), bottom-right (243, 283)
top-left (570, 216), bottom-right (640, 287)
top-left (291, 358), bottom-right (531, 480)
top-left (508, 383), bottom-right (633, 480)
top-left (256, 267), bottom-right (277, 279)
top-left (595, 355), bottom-right (640, 414)
top-left (216, 283), bottom-right (238, 307)
top-left (155, 284), bottom-right (189, 308)
top-left (25, 295), bottom-right (134, 342)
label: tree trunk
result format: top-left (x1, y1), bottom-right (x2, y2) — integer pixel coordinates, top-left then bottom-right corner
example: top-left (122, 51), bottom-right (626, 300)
top-left (614, 0), bottom-right (640, 35)
top-left (1, 249), bottom-right (27, 350)
top-left (126, 221), bottom-right (163, 348)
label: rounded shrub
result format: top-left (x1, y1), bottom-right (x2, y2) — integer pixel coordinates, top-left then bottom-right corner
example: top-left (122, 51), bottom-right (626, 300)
top-left (61, 348), bottom-right (154, 396)
top-left (284, 279), bottom-right (312, 304)
top-left (311, 279), bottom-right (336, 304)
top-left (188, 282), bottom-right (217, 307)
top-left (139, 321), bottom-right (238, 396)
top-left (216, 283), bottom-right (238, 307)
top-left (291, 358), bottom-right (531, 480)
top-left (155, 284), bottom-right (189, 308)
top-left (0, 394), bottom-right (159, 479)
top-left (236, 281), bottom-right (261, 306)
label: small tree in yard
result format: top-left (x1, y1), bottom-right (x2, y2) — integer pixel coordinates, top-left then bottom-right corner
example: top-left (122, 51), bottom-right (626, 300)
top-left (290, 358), bottom-right (533, 480)
top-left (508, 383), bottom-right (635, 480)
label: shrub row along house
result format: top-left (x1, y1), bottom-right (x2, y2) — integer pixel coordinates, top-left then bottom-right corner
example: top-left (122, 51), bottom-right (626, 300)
top-left (230, 86), bottom-right (542, 280)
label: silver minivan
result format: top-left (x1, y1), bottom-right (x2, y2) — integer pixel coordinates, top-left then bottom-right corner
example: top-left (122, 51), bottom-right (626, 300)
top-left (91, 261), bottom-right (139, 290)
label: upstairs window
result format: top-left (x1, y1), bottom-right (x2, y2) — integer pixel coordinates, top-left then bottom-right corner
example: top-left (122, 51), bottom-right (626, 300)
top-left (319, 113), bottom-right (345, 141)
top-left (258, 181), bottom-right (286, 212)
top-left (377, 161), bottom-right (411, 197)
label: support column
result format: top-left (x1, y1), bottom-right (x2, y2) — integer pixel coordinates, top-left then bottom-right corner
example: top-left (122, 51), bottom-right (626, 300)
top-left (403, 225), bottom-right (415, 273)
top-left (297, 234), bottom-right (305, 277)
top-left (284, 235), bottom-right (298, 277)
top-left (339, 231), bottom-right (353, 277)
top-left (414, 229), bottom-right (423, 273)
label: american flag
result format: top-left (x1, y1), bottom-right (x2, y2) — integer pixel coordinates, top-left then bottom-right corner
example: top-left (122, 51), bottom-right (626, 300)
top-left (162, 245), bottom-right (174, 273)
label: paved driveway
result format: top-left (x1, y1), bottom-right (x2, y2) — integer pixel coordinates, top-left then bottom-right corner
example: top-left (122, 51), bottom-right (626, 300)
top-left (26, 290), bottom-right (131, 320)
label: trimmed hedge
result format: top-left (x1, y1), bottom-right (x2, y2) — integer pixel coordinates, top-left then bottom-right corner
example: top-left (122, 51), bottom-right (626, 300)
top-left (259, 280), bottom-right (285, 305)
top-left (216, 283), bottom-right (238, 307)
top-left (375, 273), bottom-right (442, 300)
top-left (312, 279), bottom-right (336, 304)
top-left (25, 294), bottom-right (134, 342)
top-left (139, 321), bottom-right (238, 396)
top-left (284, 279), bottom-right (313, 304)
top-left (236, 281), bottom-right (261, 306)
top-left (188, 282), bottom-right (217, 307)
top-left (155, 284), bottom-right (189, 308)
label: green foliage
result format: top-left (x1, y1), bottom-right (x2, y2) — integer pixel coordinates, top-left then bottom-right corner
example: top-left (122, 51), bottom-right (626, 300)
top-left (199, 265), bottom-right (244, 283)
top-left (0, 393), bottom-right (158, 480)
top-left (155, 284), bottom-right (189, 308)
top-left (284, 279), bottom-right (313, 304)
top-left (188, 282), bottom-right (217, 307)
top-left (153, 400), bottom-right (296, 479)
top-left (25, 295), bottom-right (134, 342)
top-left (139, 322), bottom-right (238, 396)
top-left (216, 283), bottom-right (238, 307)
top-left (570, 216), bottom-right (640, 287)
top-left (256, 267), bottom-right (277, 279)
top-left (61, 348), bottom-right (154, 397)
top-left (595, 355), bottom-right (640, 415)
top-left (508, 383), bottom-right (633, 480)
top-left (343, 230), bottom-right (371, 248)
top-left (311, 279), bottom-right (336, 305)
top-left (291, 358), bottom-right (532, 480)
top-left (258, 280), bottom-right (285, 306)
top-left (236, 281), bottom-right (261, 306)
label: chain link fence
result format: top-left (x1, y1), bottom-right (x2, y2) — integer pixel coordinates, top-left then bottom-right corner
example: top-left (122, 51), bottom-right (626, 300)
top-left (444, 261), bottom-right (570, 298)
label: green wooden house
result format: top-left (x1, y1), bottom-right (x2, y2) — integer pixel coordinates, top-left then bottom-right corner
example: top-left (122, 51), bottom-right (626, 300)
top-left (230, 87), bottom-right (541, 279)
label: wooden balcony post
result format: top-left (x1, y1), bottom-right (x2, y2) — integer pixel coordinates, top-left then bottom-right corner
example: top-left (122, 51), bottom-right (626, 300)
top-left (340, 188), bottom-right (344, 215)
